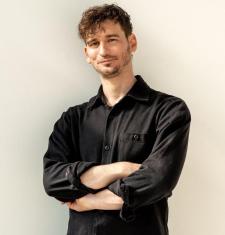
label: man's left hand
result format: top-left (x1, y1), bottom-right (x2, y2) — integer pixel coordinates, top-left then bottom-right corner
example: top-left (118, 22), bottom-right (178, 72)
top-left (66, 193), bottom-right (96, 212)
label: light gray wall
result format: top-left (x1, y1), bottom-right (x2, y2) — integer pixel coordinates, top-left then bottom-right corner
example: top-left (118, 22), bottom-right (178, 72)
top-left (1, 0), bottom-right (224, 235)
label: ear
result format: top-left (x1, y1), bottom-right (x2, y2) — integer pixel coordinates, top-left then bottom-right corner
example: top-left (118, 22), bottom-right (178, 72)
top-left (128, 33), bottom-right (137, 53)
top-left (84, 46), bottom-right (91, 64)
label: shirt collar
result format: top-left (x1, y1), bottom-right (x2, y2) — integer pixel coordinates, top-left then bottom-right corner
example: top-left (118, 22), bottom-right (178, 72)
top-left (87, 75), bottom-right (152, 110)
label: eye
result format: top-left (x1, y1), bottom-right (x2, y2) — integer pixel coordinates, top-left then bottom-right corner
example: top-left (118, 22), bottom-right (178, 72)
top-left (108, 38), bottom-right (117, 42)
top-left (88, 41), bottom-right (99, 47)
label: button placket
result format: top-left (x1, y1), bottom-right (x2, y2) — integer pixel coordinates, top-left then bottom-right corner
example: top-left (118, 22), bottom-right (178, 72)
top-left (102, 107), bottom-right (115, 163)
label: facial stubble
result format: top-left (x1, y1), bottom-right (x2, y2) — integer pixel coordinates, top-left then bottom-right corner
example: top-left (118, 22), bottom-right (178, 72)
top-left (94, 44), bottom-right (132, 79)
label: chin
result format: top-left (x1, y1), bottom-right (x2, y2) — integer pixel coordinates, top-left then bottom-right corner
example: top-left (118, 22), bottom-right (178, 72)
top-left (94, 64), bottom-right (121, 77)
top-left (102, 71), bottom-right (121, 78)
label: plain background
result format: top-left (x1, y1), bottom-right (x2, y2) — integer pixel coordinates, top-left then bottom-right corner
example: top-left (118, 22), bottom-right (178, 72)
top-left (0, 0), bottom-right (225, 234)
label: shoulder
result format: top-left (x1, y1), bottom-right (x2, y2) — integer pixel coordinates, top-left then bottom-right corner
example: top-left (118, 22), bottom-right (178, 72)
top-left (150, 88), bottom-right (191, 122)
top-left (60, 102), bottom-right (89, 121)
top-left (58, 94), bottom-right (97, 121)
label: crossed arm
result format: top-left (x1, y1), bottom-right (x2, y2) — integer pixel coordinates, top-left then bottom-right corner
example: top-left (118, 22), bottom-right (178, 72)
top-left (45, 99), bottom-right (191, 215)
top-left (66, 161), bottom-right (141, 212)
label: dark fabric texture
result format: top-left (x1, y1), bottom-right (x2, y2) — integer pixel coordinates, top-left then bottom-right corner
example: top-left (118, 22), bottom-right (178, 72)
top-left (43, 75), bottom-right (191, 235)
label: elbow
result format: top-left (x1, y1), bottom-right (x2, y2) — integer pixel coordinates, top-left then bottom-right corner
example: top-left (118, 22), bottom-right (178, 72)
top-left (43, 174), bottom-right (54, 197)
top-left (42, 172), bottom-right (78, 202)
top-left (43, 175), bottom-right (66, 202)
top-left (158, 172), bottom-right (181, 199)
top-left (43, 169), bottom-right (60, 198)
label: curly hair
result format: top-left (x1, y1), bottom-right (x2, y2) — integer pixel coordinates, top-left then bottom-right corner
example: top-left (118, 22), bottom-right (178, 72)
top-left (78, 4), bottom-right (133, 42)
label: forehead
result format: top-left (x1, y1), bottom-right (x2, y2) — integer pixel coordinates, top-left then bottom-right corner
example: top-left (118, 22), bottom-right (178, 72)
top-left (85, 20), bottom-right (125, 41)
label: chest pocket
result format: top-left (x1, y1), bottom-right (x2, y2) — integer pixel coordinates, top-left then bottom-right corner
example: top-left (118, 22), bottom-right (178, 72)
top-left (119, 132), bottom-right (153, 163)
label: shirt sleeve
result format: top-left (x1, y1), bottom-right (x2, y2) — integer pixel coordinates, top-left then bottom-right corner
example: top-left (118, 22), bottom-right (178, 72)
top-left (43, 107), bottom-right (100, 202)
top-left (107, 97), bottom-right (191, 222)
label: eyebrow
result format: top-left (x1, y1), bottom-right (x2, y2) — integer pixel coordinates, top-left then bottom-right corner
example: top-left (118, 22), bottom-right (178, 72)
top-left (86, 34), bottom-right (120, 44)
top-left (105, 34), bottom-right (120, 38)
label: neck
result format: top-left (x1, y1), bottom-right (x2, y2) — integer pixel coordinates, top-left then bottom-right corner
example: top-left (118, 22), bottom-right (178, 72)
top-left (100, 70), bottom-right (137, 107)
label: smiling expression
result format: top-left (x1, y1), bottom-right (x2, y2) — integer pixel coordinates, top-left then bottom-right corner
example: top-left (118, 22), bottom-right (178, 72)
top-left (84, 20), bottom-right (137, 79)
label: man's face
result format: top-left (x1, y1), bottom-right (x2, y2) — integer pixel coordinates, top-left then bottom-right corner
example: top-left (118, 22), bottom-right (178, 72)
top-left (84, 20), bottom-right (137, 79)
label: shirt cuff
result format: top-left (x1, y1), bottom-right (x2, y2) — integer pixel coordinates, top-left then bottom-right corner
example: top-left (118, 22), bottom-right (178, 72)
top-left (107, 179), bottom-right (136, 222)
top-left (71, 161), bottom-right (101, 195)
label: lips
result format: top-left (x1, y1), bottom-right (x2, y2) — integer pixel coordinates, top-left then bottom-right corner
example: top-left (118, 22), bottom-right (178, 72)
top-left (98, 59), bottom-right (116, 64)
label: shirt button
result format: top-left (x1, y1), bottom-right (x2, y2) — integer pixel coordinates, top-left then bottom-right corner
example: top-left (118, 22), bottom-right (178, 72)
top-left (133, 134), bottom-right (140, 141)
top-left (104, 145), bottom-right (110, 151)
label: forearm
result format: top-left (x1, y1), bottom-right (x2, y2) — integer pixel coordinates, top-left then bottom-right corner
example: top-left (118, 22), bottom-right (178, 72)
top-left (43, 160), bottom-right (98, 201)
top-left (93, 189), bottom-right (124, 210)
top-left (80, 161), bottom-right (141, 190)
top-left (66, 189), bottom-right (124, 212)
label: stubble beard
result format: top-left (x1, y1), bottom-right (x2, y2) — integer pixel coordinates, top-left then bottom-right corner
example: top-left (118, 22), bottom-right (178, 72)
top-left (94, 45), bottom-right (132, 79)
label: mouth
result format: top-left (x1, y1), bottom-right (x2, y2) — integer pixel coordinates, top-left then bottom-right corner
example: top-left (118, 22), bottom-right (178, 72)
top-left (98, 59), bottom-right (116, 64)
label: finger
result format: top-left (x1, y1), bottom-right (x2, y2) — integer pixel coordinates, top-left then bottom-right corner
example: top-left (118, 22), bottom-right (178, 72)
top-left (66, 202), bottom-right (71, 207)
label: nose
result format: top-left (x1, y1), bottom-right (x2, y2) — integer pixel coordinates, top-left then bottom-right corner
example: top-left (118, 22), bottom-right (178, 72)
top-left (99, 42), bottom-right (108, 57)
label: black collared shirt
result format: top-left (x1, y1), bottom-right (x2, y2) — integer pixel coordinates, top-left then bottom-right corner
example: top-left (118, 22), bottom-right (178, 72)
top-left (43, 75), bottom-right (191, 235)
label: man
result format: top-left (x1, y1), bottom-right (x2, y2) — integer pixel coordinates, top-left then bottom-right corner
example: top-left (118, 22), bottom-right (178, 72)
top-left (43, 4), bottom-right (191, 235)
